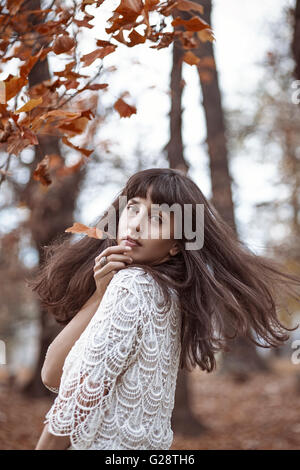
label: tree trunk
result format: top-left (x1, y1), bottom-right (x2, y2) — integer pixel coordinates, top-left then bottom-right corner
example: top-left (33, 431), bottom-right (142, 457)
top-left (167, 8), bottom-right (207, 435)
top-left (292, 0), bottom-right (300, 80)
top-left (171, 368), bottom-right (209, 435)
top-left (163, 9), bottom-right (190, 174)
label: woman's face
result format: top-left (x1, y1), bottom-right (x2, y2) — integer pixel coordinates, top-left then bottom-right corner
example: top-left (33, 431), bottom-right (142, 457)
top-left (117, 191), bottom-right (180, 266)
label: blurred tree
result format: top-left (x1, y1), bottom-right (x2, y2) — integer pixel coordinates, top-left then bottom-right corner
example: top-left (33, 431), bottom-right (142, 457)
top-left (164, 7), bottom-right (190, 175)
top-left (292, 0), bottom-right (300, 80)
top-left (169, 3), bottom-right (211, 436)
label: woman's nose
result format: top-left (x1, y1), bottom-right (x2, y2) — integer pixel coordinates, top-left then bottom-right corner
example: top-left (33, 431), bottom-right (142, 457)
top-left (128, 211), bottom-right (144, 233)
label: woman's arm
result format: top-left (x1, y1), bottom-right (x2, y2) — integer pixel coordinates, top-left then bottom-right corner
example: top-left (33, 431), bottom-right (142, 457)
top-left (41, 290), bottom-right (103, 390)
top-left (42, 267), bottom-right (153, 450)
top-left (35, 423), bottom-right (71, 450)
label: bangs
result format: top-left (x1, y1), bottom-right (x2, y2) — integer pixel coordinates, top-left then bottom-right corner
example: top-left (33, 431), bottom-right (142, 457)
top-left (123, 171), bottom-right (179, 208)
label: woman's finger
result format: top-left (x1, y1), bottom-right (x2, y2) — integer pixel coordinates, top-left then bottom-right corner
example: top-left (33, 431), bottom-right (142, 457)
top-left (95, 245), bottom-right (132, 263)
top-left (95, 254), bottom-right (133, 267)
top-left (94, 261), bottom-right (128, 279)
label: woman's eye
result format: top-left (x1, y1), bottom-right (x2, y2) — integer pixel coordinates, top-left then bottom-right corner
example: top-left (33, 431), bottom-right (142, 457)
top-left (151, 215), bottom-right (162, 223)
top-left (127, 204), bottom-right (138, 212)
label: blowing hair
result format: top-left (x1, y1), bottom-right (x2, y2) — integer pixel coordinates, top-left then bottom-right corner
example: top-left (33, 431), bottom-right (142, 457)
top-left (27, 168), bottom-right (300, 373)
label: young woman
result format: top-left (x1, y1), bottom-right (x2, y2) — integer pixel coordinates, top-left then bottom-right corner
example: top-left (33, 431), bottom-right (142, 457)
top-left (31, 167), bottom-right (300, 450)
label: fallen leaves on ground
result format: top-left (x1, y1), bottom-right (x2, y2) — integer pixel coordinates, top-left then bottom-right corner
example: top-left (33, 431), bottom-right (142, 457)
top-left (0, 357), bottom-right (300, 450)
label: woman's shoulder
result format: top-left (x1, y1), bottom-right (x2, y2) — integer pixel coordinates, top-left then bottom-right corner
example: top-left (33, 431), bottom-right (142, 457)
top-left (112, 266), bottom-right (156, 288)
top-left (112, 267), bottom-right (178, 301)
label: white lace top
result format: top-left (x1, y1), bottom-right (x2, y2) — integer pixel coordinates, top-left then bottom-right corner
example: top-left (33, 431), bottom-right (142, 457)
top-left (43, 266), bottom-right (182, 450)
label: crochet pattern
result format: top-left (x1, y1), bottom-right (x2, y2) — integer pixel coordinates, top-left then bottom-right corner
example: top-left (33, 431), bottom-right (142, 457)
top-left (43, 266), bottom-right (182, 450)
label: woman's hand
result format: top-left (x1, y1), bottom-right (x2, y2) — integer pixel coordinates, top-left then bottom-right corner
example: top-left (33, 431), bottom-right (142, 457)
top-left (93, 244), bottom-right (133, 298)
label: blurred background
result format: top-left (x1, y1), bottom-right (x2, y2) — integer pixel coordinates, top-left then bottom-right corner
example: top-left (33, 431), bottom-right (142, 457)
top-left (1, 0), bottom-right (300, 449)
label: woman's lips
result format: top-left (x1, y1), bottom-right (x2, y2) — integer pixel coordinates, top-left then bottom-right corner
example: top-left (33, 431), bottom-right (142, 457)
top-left (124, 239), bottom-right (140, 247)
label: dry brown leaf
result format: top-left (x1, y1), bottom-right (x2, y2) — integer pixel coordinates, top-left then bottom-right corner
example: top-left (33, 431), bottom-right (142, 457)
top-left (33, 155), bottom-right (51, 186)
top-left (16, 97), bottom-right (43, 114)
top-left (114, 97), bottom-right (137, 118)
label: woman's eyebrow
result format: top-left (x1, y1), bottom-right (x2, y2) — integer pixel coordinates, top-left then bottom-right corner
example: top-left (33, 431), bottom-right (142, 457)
top-left (129, 198), bottom-right (165, 215)
top-left (129, 198), bottom-right (141, 205)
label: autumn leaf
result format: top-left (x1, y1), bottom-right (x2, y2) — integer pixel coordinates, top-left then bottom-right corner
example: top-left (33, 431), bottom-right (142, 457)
top-left (65, 222), bottom-right (112, 240)
top-left (183, 51), bottom-right (201, 66)
top-left (114, 97), bottom-right (137, 118)
top-left (7, 0), bottom-right (26, 15)
top-left (33, 155), bottom-right (51, 186)
top-left (58, 116), bottom-right (89, 137)
top-left (73, 14), bottom-right (95, 29)
top-left (6, 127), bottom-right (38, 156)
top-left (167, 0), bottom-right (204, 15)
top-left (128, 29), bottom-right (146, 46)
top-left (114, 0), bottom-right (144, 19)
top-left (56, 156), bottom-right (85, 177)
top-left (197, 28), bottom-right (215, 43)
top-left (62, 136), bottom-right (93, 157)
top-left (106, 0), bottom-right (144, 35)
top-left (19, 48), bottom-right (45, 78)
top-left (171, 15), bottom-right (211, 32)
top-left (80, 45), bottom-right (116, 67)
top-left (53, 35), bottom-right (75, 55)
top-left (3, 76), bottom-right (28, 102)
top-left (83, 83), bottom-right (109, 91)
top-left (16, 97), bottom-right (43, 113)
top-left (0, 0), bottom-right (214, 186)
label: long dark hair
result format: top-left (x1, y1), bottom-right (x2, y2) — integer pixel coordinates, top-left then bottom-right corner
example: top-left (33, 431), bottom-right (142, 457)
top-left (27, 168), bottom-right (300, 373)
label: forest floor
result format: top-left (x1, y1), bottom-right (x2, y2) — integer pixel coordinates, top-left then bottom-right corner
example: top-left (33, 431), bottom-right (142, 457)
top-left (0, 357), bottom-right (300, 450)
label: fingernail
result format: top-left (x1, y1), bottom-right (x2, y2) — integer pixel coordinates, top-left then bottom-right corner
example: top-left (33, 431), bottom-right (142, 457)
top-left (125, 247), bottom-right (132, 250)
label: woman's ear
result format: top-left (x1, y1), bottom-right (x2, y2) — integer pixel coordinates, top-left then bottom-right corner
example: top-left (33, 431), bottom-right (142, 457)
top-left (169, 243), bottom-right (180, 256)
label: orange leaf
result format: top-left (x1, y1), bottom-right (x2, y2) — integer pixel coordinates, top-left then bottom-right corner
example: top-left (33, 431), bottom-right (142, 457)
top-left (114, 97), bottom-right (136, 118)
top-left (172, 15), bottom-right (210, 32)
top-left (33, 155), bottom-right (52, 186)
top-left (58, 116), bottom-right (89, 137)
top-left (84, 83), bottom-right (109, 91)
top-left (7, 0), bottom-right (26, 15)
top-left (73, 17), bottom-right (94, 29)
top-left (115, 0), bottom-right (143, 16)
top-left (19, 48), bottom-right (45, 78)
top-left (16, 97), bottom-right (43, 113)
top-left (56, 156), bottom-right (85, 177)
top-left (183, 51), bottom-right (200, 66)
top-left (197, 28), bottom-right (215, 43)
top-left (53, 35), bottom-right (75, 55)
top-left (171, 0), bottom-right (204, 14)
top-left (65, 222), bottom-right (106, 239)
top-left (3, 76), bottom-right (28, 102)
top-left (128, 29), bottom-right (146, 46)
top-left (80, 45), bottom-right (116, 67)
top-left (62, 136), bottom-right (93, 157)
